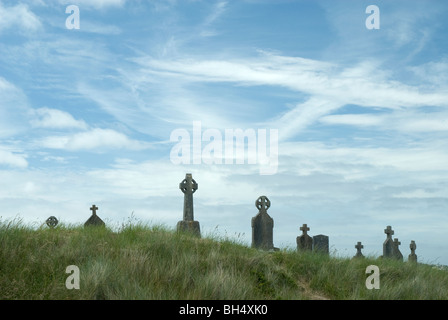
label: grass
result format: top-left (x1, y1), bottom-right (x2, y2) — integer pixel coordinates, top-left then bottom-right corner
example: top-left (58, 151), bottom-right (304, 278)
top-left (1, 218), bottom-right (447, 300)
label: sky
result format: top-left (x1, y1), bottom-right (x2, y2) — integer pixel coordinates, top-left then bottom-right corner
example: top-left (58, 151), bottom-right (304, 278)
top-left (0, 0), bottom-right (447, 265)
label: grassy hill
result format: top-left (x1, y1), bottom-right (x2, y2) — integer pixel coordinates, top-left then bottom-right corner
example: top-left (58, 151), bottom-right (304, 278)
top-left (1, 219), bottom-right (447, 300)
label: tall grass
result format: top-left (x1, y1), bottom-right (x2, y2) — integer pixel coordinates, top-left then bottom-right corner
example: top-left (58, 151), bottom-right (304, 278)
top-left (0, 218), bottom-right (447, 299)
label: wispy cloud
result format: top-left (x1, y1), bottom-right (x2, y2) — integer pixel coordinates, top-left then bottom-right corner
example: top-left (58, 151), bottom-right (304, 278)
top-left (39, 128), bottom-right (151, 151)
top-left (0, 2), bottom-right (42, 34)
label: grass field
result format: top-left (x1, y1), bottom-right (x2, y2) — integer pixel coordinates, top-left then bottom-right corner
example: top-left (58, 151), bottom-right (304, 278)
top-left (1, 218), bottom-right (447, 300)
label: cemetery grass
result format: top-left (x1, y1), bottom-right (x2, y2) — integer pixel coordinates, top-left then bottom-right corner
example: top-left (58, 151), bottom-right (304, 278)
top-left (1, 219), bottom-right (448, 300)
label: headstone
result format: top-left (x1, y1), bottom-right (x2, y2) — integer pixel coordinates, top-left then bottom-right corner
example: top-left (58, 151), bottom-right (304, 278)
top-left (408, 240), bottom-right (417, 263)
top-left (393, 238), bottom-right (403, 261)
top-left (84, 204), bottom-right (105, 227)
top-left (46, 216), bottom-right (58, 228)
top-left (297, 224), bottom-right (312, 252)
top-left (353, 241), bottom-right (364, 258)
top-left (383, 225), bottom-right (394, 258)
top-left (176, 173), bottom-right (201, 237)
top-left (251, 195), bottom-right (275, 250)
top-left (313, 234), bottom-right (329, 255)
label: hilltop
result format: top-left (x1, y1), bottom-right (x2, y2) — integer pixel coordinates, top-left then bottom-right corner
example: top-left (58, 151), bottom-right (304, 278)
top-left (1, 220), bottom-right (447, 300)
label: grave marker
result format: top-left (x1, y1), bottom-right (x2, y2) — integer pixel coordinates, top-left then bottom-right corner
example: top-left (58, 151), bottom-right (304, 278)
top-left (408, 240), bottom-right (417, 263)
top-left (84, 204), bottom-right (105, 227)
top-left (313, 234), bottom-right (329, 255)
top-left (46, 216), bottom-right (58, 228)
top-left (383, 225), bottom-right (394, 258)
top-left (297, 224), bottom-right (312, 252)
top-left (393, 238), bottom-right (403, 261)
top-left (354, 241), bottom-right (364, 258)
top-left (177, 173), bottom-right (201, 237)
top-left (251, 195), bottom-right (275, 250)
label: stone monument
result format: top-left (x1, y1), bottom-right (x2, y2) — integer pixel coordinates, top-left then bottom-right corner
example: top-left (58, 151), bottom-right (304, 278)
top-left (297, 224), bottom-right (313, 252)
top-left (313, 234), bottom-right (329, 255)
top-left (383, 225), bottom-right (394, 258)
top-left (408, 240), bottom-right (417, 263)
top-left (46, 216), bottom-right (58, 228)
top-left (393, 238), bottom-right (403, 261)
top-left (353, 241), bottom-right (364, 258)
top-left (251, 195), bottom-right (275, 250)
top-left (84, 204), bottom-right (105, 227)
top-left (177, 173), bottom-right (201, 237)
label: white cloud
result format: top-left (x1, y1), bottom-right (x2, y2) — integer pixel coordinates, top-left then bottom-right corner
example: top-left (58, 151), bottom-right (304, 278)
top-left (30, 107), bottom-right (88, 130)
top-left (0, 2), bottom-right (42, 34)
top-left (39, 128), bottom-right (150, 151)
top-left (0, 149), bottom-right (28, 168)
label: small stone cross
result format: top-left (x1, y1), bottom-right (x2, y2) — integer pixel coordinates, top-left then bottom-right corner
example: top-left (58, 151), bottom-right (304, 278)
top-left (255, 195), bottom-right (270, 213)
top-left (354, 241), bottom-right (364, 258)
top-left (46, 216), bottom-right (58, 228)
top-left (90, 205), bottom-right (99, 216)
top-left (300, 224), bottom-right (310, 236)
top-left (393, 238), bottom-right (401, 247)
top-left (384, 225), bottom-right (394, 238)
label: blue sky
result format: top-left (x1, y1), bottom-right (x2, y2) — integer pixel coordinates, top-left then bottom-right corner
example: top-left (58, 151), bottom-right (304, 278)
top-left (1, 0), bottom-right (448, 265)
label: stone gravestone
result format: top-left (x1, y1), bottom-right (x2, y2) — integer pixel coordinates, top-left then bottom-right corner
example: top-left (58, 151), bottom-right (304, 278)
top-left (353, 241), bottom-right (364, 258)
top-left (46, 216), bottom-right (58, 228)
top-left (313, 234), bottom-right (329, 255)
top-left (177, 173), bottom-right (201, 237)
top-left (84, 204), bottom-right (105, 227)
top-left (297, 224), bottom-right (313, 252)
top-left (383, 225), bottom-right (395, 258)
top-left (408, 240), bottom-right (417, 263)
top-left (251, 196), bottom-right (275, 250)
top-left (393, 238), bottom-right (403, 261)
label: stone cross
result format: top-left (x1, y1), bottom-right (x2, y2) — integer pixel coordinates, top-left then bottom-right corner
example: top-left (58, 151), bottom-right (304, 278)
top-left (353, 241), bottom-right (364, 258)
top-left (313, 234), bottom-right (329, 255)
top-left (251, 195), bottom-right (275, 250)
top-left (90, 205), bottom-right (98, 216)
top-left (179, 173), bottom-right (198, 221)
top-left (297, 224), bottom-right (312, 252)
top-left (177, 173), bottom-right (201, 237)
top-left (383, 225), bottom-right (395, 258)
top-left (408, 240), bottom-right (417, 263)
top-left (46, 216), bottom-right (58, 228)
top-left (393, 238), bottom-right (403, 261)
top-left (84, 204), bottom-right (105, 227)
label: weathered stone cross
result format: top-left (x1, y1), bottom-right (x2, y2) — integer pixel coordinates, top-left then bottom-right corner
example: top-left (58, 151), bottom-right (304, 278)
top-left (255, 195), bottom-right (270, 213)
top-left (90, 205), bottom-right (98, 216)
top-left (300, 224), bottom-right (310, 236)
top-left (354, 241), bottom-right (364, 258)
top-left (384, 225), bottom-right (394, 238)
top-left (179, 173), bottom-right (198, 222)
top-left (355, 241), bottom-right (364, 251)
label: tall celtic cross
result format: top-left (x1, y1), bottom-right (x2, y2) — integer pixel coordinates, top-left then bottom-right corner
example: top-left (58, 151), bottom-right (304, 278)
top-left (179, 173), bottom-right (198, 221)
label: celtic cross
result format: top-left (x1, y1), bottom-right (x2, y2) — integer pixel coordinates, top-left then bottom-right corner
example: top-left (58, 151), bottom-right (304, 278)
top-left (179, 173), bottom-right (198, 221)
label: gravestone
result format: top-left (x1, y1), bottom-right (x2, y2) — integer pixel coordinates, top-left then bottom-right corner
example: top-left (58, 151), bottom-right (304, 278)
top-left (353, 241), bottom-right (364, 258)
top-left (383, 225), bottom-right (394, 258)
top-left (176, 173), bottom-right (201, 237)
top-left (297, 224), bottom-right (312, 252)
top-left (408, 240), bottom-right (417, 263)
top-left (251, 196), bottom-right (275, 250)
top-left (84, 204), bottom-right (105, 227)
top-left (393, 238), bottom-right (403, 261)
top-left (313, 234), bottom-right (329, 255)
top-left (46, 216), bottom-right (58, 228)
